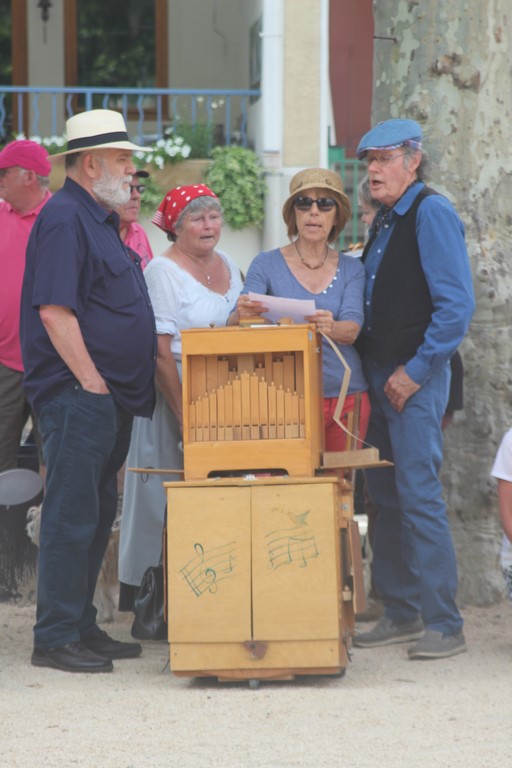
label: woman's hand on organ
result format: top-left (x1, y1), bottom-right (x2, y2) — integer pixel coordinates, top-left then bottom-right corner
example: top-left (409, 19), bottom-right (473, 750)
top-left (305, 310), bottom-right (335, 337)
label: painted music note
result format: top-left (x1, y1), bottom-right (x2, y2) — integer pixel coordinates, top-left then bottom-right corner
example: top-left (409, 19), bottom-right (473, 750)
top-left (179, 541), bottom-right (236, 597)
top-left (265, 509), bottom-right (319, 570)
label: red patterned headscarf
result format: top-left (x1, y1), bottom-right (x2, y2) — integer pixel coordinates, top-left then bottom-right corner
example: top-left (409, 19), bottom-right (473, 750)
top-left (151, 184), bottom-right (218, 236)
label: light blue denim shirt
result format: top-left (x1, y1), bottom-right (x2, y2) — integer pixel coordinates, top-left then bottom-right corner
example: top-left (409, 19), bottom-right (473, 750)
top-left (363, 182), bottom-right (475, 385)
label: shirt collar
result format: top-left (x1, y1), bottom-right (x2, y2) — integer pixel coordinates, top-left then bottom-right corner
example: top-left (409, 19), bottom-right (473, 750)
top-left (392, 180), bottom-right (425, 217)
top-left (124, 221), bottom-right (137, 239)
top-left (369, 181), bottom-right (425, 236)
top-left (3, 188), bottom-right (52, 218)
top-left (63, 176), bottom-right (120, 228)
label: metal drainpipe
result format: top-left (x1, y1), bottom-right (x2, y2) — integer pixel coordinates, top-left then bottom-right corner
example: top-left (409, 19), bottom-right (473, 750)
top-left (319, 0), bottom-right (332, 169)
top-left (261, 0), bottom-right (285, 252)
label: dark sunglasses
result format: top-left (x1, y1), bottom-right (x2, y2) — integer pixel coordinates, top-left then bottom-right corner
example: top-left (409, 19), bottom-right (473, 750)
top-left (293, 196), bottom-right (337, 212)
top-left (129, 183), bottom-right (146, 194)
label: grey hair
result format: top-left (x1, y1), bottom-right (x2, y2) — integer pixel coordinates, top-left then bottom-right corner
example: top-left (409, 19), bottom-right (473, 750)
top-left (402, 145), bottom-right (429, 182)
top-left (169, 195), bottom-right (223, 242)
top-left (358, 175), bottom-right (379, 210)
top-left (18, 168), bottom-right (50, 188)
top-left (64, 149), bottom-right (128, 170)
top-left (35, 173), bottom-right (50, 189)
top-left (65, 151), bottom-right (82, 170)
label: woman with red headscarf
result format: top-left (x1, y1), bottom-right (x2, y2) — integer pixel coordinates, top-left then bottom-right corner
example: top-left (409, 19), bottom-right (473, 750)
top-left (118, 184), bottom-right (243, 613)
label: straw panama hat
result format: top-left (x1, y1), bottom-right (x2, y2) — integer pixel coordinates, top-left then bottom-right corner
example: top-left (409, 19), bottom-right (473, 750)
top-left (51, 108), bottom-right (147, 159)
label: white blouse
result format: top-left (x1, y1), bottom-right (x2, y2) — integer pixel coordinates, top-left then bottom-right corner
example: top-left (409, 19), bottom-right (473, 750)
top-left (143, 248), bottom-right (243, 361)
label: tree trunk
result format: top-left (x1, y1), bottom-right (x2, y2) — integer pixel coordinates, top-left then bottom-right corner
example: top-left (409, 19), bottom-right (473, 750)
top-left (371, 1), bottom-right (512, 603)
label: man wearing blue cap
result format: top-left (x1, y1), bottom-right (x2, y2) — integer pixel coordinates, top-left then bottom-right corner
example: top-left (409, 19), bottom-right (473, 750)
top-left (353, 118), bottom-right (475, 659)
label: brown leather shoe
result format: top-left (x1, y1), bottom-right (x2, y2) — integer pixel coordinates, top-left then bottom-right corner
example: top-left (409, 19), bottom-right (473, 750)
top-left (31, 641), bottom-right (113, 673)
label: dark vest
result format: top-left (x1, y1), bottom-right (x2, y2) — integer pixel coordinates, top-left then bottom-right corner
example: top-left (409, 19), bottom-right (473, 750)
top-left (361, 186), bottom-right (438, 366)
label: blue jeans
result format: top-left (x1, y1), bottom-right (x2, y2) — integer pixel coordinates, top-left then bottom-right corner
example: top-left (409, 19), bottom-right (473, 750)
top-left (363, 359), bottom-right (463, 636)
top-left (34, 386), bottom-right (133, 649)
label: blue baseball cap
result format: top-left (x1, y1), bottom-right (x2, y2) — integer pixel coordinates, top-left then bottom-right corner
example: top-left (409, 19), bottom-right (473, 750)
top-left (356, 119), bottom-right (423, 159)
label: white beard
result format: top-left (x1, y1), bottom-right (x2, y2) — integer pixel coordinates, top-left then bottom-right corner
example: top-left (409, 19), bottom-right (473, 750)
top-left (93, 170), bottom-right (131, 209)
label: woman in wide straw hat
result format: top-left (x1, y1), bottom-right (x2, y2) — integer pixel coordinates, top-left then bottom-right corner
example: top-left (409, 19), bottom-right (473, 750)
top-left (231, 167), bottom-right (370, 451)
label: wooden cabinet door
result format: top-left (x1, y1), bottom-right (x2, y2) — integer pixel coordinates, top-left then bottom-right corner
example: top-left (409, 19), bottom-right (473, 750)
top-left (166, 486), bottom-right (252, 643)
top-left (251, 483), bottom-right (340, 640)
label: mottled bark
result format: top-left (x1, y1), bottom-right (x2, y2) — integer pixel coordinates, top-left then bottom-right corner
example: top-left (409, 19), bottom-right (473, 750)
top-left (372, 1), bottom-right (512, 603)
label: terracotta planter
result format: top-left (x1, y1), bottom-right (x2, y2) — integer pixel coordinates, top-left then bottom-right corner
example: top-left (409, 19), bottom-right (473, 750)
top-left (48, 158), bottom-right (212, 194)
top-left (49, 163), bottom-right (65, 192)
top-left (150, 159), bottom-right (211, 192)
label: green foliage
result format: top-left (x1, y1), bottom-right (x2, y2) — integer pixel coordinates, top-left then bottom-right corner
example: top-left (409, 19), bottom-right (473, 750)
top-left (24, 134), bottom-right (67, 154)
top-left (77, 0), bottom-right (155, 91)
top-left (134, 135), bottom-right (191, 170)
top-left (173, 122), bottom-right (215, 159)
top-left (204, 146), bottom-right (266, 230)
top-left (0, 2), bottom-right (11, 86)
top-left (136, 172), bottom-right (164, 218)
top-left (20, 132), bottom-right (190, 171)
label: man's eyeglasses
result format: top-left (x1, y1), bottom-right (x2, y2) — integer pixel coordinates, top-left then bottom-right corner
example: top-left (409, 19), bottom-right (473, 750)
top-left (129, 183), bottom-right (146, 194)
top-left (362, 151), bottom-right (406, 168)
top-left (293, 196), bottom-right (337, 212)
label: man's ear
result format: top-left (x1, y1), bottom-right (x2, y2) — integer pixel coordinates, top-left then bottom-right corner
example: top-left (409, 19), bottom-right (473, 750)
top-left (23, 169), bottom-right (36, 185)
top-left (409, 150), bottom-right (422, 174)
top-left (82, 152), bottom-right (101, 179)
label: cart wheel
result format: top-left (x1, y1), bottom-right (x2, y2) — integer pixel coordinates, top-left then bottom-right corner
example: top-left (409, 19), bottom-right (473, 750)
top-left (249, 679), bottom-right (260, 690)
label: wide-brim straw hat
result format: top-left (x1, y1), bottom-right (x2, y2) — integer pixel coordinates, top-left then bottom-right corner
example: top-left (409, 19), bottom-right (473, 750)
top-left (51, 108), bottom-right (147, 159)
top-left (282, 168), bottom-right (352, 237)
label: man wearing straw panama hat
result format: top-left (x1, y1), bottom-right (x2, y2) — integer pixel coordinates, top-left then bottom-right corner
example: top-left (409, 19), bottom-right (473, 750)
top-left (20, 109), bottom-right (156, 673)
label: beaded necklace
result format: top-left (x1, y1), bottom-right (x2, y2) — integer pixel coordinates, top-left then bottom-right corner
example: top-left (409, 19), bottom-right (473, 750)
top-left (295, 240), bottom-right (329, 270)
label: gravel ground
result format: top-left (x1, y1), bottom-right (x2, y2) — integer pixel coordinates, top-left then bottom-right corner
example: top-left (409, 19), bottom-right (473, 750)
top-left (2, 601), bottom-right (512, 768)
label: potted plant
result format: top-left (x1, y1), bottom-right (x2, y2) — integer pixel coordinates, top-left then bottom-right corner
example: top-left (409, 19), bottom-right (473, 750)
top-left (134, 133), bottom-right (191, 170)
top-left (204, 146), bottom-right (266, 230)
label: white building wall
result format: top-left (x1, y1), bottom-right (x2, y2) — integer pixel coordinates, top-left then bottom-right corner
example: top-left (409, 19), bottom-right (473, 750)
top-left (168, 1), bottom-right (247, 91)
top-left (26, 0), bottom-right (65, 138)
top-left (27, 0), bottom-right (64, 88)
top-left (259, 0), bottom-right (331, 250)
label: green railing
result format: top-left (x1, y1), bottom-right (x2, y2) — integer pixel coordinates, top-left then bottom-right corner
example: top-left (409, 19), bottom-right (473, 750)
top-left (328, 145), bottom-right (365, 250)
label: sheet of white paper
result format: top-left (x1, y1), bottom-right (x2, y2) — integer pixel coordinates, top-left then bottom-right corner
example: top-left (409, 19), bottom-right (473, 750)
top-left (247, 292), bottom-right (316, 324)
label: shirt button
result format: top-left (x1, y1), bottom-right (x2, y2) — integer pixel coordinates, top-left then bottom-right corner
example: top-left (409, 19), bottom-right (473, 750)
top-left (377, 249), bottom-right (381, 254)
top-left (365, 300), bottom-right (370, 305)
top-left (371, 275), bottom-right (376, 280)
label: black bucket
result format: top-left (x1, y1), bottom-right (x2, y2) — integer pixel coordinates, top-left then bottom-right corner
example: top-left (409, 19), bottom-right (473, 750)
top-left (0, 469), bottom-right (44, 600)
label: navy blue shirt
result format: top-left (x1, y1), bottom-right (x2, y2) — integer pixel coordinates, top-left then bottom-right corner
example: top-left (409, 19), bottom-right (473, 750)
top-left (20, 177), bottom-right (156, 416)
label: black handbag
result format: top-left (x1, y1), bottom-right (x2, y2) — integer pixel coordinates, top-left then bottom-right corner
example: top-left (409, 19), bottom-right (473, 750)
top-left (131, 563), bottom-right (167, 641)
